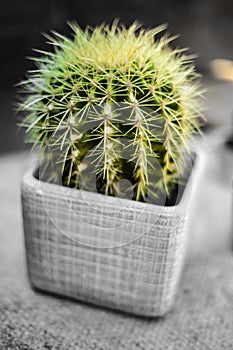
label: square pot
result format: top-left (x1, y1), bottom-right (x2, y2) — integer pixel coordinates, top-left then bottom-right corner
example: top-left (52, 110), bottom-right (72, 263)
top-left (21, 161), bottom-right (196, 317)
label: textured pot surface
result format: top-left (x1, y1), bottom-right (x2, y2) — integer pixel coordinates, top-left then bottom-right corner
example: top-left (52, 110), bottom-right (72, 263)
top-left (21, 166), bottom-right (193, 317)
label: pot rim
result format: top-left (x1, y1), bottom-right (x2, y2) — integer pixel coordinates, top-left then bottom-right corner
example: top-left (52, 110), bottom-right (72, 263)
top-left (22, 157), bottom-right (197, 215)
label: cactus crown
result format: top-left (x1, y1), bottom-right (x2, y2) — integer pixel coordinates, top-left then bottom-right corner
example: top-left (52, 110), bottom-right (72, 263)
top-left (18, 22), bottom-right (203, 204)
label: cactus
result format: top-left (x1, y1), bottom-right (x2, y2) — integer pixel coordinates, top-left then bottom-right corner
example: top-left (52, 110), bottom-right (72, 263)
top-left (18, 22), bottom-right (203, 204)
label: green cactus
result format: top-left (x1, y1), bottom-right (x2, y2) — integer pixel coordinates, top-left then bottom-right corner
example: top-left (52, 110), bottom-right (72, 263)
top-left (18, 22), bottom-right (203, 204)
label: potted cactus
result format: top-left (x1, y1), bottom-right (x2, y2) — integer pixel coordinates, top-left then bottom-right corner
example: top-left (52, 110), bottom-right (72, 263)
top-left (19, 22), bottom-right (203, 316)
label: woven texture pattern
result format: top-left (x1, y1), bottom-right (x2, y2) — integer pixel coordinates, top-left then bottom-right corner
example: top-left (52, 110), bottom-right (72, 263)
top-left (21, 168), bottom-right (190, 317)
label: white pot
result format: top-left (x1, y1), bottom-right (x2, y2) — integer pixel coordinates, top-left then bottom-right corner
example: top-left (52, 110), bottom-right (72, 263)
top-left (21, 157), bottom-right (198, 317)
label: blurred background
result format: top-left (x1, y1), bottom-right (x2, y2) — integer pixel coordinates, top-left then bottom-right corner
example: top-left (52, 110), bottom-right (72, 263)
top-left (1, 0), bottom-right (233, 154)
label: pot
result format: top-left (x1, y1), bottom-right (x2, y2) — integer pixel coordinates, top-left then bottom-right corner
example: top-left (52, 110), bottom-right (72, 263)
top-left (21, 156), bottom-right (198, 317)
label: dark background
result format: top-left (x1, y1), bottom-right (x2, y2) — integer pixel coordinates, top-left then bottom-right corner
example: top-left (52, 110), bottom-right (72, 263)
top-left (1, 0), bottom-right (233, 154)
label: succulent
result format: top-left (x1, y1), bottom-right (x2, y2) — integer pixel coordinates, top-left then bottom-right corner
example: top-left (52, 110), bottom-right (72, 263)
top-left (18, 22), bottom-right (203, 204)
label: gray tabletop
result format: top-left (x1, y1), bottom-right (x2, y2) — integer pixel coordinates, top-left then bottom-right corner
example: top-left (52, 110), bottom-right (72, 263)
top-left (0, 142), bottom-right (233, 350)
